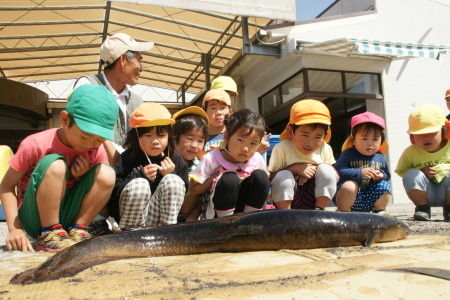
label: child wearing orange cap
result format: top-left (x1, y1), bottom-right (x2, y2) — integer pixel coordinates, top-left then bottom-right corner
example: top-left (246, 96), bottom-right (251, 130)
top-left (108, 102), bottom-right (188, 229)
top-left (334, 112), bottom-right (391, 214)
top-left (268, 99), bottom-right (338, 210)
top-left (202, 89), bottom-right (232, 152)
top-left (172, 106), bottom-right (209, 221)
top-left (395, 104), bottom-right (450, 221)
top-left (190, 109), bottom-right (270, 219)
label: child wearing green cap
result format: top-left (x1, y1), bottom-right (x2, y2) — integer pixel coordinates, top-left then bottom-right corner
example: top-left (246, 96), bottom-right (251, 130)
top-left (395, 104), bottom-right (450, 221)
top-left (0, 84), bottom-right (119, 252)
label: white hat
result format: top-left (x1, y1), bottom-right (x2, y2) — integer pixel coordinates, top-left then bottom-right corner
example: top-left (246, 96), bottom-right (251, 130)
top-left (100, 33), bottom-right (154, 66)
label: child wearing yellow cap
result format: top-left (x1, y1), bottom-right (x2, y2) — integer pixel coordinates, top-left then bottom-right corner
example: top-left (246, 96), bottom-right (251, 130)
top-left (268, 99), bottom-right (338, 210)
top-left (108, 102), bottom-right (188, 229)
top-left (395, 104), bottom-right (450, 221)
top-left (334, 112), bottom-right (391, 214)
top-left (172, 106), bottom-right (209, 222)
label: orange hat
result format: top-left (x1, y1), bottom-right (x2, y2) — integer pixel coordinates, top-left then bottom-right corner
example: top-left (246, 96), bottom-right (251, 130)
top-left (280, 99), bottom-right (331, 142)
top-left (202, 89), bottom-right (231, 107)
top-left (445, 89), bottom-right (450, 100)
top-left (129, 102), bottom-right (175, 128)
top-left (172, 106), bottom-right (209, 125)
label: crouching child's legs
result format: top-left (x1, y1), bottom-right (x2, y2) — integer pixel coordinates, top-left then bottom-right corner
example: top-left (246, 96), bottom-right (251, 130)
top-left (235, 169), bottom-right (270, 213)
top-left (314, 164), bottom-right (339, 210)
top-left (271, 170), bottom-right (296, 209)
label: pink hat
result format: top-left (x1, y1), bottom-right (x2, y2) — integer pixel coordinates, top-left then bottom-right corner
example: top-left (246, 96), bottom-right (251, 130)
top-left (351, 112), bottom-right (385, 129)
top-left (342, 111), bottom-right (388, 153)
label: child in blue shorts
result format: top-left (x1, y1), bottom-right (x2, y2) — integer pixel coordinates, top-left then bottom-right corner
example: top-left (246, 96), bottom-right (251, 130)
top-left (0, 85), bottom-right (118, 252)
top-left (334, 112), bottom-right (391, 213)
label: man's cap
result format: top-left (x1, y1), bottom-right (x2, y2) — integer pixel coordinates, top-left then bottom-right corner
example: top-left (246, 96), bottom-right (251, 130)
top-left (66, 85), bottom-right (118, 141)
top-left (100, 33), bottom-right (154, 66)
top-left (129, 102), bottom-right (175, 128)
top-left (280, 99), bottom-right (331, 141)
top-left (445, 89), bottom-right (450, 99)
top-left (351, 112), bottom-right (386, 129)
top-left (202, 89), bottom-right (231, 106)
top-left (172, 106), bottom-right (209, 125)
top-left (341, 111), bottom-right (388, 153)
top-left (408, 104), bottom-right (446, 134)
top-left (210, 76), bottom-right (238, 94)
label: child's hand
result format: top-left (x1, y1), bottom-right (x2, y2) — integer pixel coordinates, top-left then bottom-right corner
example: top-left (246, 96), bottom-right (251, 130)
top-left (141, 164), bottom-right (160, 181)
top-left (291, 163), bottom-right (317, 179)
top-left (257, 133), bottom-right (271, 154)
top-left (71, 156), bottom-right (90, 179)
top-left (6, 228), bottom-right (34, 252)
top-left (421, 166), bottom-right (437, 179)
top-left (189, 178), bottom-right (213, 196)
top-left (373, 170), bottom-right (384, 180)
top-left (361, 168), bottom-right (380, 179)
top-left (159, 157), bottom-right (175, 176)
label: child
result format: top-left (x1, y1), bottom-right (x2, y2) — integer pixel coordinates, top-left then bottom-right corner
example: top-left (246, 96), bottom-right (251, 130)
top-left (334, 112), bottom-right (391, 214)
top-left (268, 99), bottom-right (338, 210)
top-left (202, 89), bottom-right (232, 151)
top-left (0, 84), bottom-right (118, 252)
top-left (172, 106), bottom-right (209, 170)
top-left (109, 102), bottom-right (188, 229)
top-left (395, 104), bottom-right (450, 221)
top-left (191, 108), bottom-right (270, 219)
top-left (211, 76), bottom-right (238, 104)
top-left (172, 106), bottom-right (209, 222)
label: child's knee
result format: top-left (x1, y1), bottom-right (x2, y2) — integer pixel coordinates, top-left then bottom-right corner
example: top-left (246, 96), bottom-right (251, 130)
top-left (316, 164), bottom-right (339, 184)
top-left (94, 164), bottom-right (116, 188)
top-left (45, 159), bottom-right (67, 179)
top-left (402, 169), bottom-right (428, 191)
top-left (272, 170), bottom-right (295, 189)
top-left (340, 180), bottom-right (358, 193)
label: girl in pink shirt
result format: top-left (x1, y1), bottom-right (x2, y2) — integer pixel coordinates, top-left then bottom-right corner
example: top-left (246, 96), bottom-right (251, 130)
top-left (191, 109), bottom-right (270, 219)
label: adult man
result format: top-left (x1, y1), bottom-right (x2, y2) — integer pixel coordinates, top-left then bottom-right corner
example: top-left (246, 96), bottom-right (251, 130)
top-left (74, 33), bottom-right (154, 165)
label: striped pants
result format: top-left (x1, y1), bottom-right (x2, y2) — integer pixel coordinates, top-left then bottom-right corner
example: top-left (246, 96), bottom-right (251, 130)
top-left (118, 174), bottom-right (186, 228)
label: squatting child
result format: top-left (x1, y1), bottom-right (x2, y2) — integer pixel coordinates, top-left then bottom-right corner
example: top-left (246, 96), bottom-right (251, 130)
top-left (191, 109), bottom-right (270, 219)
top-left (108, 102), bottom-right (188, 229)
top-left (334, 112), bottom-right (391, 214)
top-left (0, 84), bottom-right (119, 252)
top-left (172, 106), bottom-right (209, 221)
top-left (268, 99), bottom-right (338, 210)
top-left (395, 104), bottom-right (450, 221)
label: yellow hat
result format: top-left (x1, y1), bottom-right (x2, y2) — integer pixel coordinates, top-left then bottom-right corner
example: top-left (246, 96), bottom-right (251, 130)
top-left (172, 106), bottom-right (209, 125)
top-left (211, 76), bottom-right (238, 94)
top-left (408, 104), bottom-right (446, 134)
top-left (280, 99), bottom-right (331, 142)
top-left (129, 102), bottom-right (175, 128)
top-left (202, 89), bottom-right (231, 107)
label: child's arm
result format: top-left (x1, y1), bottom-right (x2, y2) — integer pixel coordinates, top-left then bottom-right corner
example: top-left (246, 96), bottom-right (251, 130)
top-left (71, 156), bottom-right (91, 180)
top-left (334, 150), bottom-right (363, 181)
top-left (0, 168), bottom-right (34, 252)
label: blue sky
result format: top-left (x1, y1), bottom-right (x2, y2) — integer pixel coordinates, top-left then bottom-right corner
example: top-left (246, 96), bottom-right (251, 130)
top-left (296, 0), bottom-right (335, 21)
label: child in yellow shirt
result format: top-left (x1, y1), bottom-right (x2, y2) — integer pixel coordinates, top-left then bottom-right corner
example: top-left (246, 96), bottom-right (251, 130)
top-left (395, 104), bottom-right (450, 221)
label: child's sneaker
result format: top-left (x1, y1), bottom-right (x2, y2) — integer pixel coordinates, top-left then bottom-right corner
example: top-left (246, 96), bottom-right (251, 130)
top-left (443, 205), bottom-right (450, 222)
top-left (68, 224), bottom-right (92, 243)
top-left (413, 205), bottom-right (431, 221)
top-left (35, 224), bottom-right (75, 253)
top-left (372, 209), bottom-right (387, 216)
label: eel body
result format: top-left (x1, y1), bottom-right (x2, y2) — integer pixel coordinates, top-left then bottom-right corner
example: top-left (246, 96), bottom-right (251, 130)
top-left (10, 209), bottom-right (409, 284)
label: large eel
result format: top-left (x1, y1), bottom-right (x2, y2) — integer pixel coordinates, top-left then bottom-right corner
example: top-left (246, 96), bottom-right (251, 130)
top-left (10, 209), bottom-right (409, 284)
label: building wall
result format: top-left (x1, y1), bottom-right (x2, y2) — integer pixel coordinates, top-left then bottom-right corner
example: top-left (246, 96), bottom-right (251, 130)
top-left (238, 0), bottom-right (450, 203)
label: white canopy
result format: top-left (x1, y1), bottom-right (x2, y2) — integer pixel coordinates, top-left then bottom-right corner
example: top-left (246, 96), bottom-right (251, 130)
top-left (113, 0), bottom-right (296, 22)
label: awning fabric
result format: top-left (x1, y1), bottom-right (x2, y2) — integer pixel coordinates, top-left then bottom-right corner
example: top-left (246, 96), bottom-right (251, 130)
top-left (297, 38), bottom-right (448, 60)
top-left (113, 0), bottom-right (296, 21)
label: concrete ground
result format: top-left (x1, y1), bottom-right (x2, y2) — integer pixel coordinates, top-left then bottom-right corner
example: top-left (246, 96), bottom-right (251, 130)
top-left (0, 203), bottom-right (449, 299)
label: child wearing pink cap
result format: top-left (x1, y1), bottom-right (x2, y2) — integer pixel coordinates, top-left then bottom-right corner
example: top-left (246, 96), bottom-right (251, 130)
top-left (334, 112), bottom-right (391, 213)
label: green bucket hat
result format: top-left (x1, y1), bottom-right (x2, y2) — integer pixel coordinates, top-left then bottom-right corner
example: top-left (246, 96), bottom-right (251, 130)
top-left (65, 85), bottom-right (118, 140)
